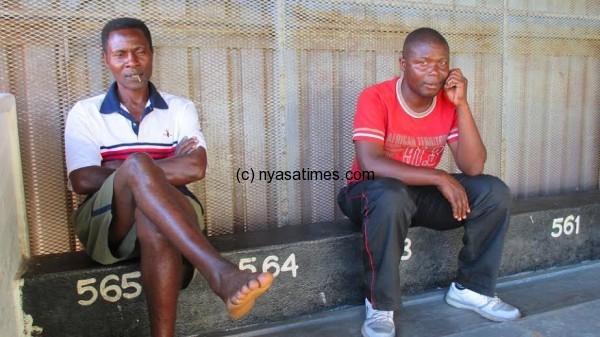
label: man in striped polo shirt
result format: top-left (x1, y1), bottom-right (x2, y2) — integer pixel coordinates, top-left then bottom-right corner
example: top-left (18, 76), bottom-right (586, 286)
top-left (337, 27), bottom-right (521, 337)
top-left (65, 17), bottom-right (273, 337)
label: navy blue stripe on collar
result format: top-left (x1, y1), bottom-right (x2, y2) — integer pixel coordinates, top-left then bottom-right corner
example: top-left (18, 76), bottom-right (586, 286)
top-left (149, 82), bottom-right (168, 109)
top-left (99, 81), bottom-right (168, 114)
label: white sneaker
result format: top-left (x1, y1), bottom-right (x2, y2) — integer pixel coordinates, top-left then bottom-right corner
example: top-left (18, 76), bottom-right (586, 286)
top-left (362, 298), bottom-right (395, 337)
top-left (445, 282), bottom-right (522, 322)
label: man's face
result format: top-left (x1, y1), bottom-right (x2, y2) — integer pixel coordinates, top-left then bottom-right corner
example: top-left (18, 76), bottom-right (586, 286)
top-left (400, 42), bottom-right (450, 98)
top-left (102, 28), bottom-right (153, 91)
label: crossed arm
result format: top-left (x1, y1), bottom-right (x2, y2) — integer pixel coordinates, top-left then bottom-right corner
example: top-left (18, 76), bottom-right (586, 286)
top-left (69, 137), bottom-right (207, 195)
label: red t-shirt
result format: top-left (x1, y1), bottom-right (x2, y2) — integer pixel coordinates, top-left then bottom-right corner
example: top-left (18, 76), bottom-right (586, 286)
top-left (349, 77), bottom-right (458, 183)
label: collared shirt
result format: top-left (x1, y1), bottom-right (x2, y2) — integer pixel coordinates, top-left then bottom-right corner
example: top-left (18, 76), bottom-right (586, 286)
top-left (64, 81), bottom-right (207, 190)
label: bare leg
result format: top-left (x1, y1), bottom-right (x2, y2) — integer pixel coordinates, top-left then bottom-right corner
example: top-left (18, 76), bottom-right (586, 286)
top-left (109, 153), bottom-right (273, 327)
top-left (136, 209), bottom-right (182, 337)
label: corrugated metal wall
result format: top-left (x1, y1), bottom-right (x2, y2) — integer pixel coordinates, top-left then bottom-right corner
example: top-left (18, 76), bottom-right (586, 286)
top-left (0, 0), bottom-right (598, 256)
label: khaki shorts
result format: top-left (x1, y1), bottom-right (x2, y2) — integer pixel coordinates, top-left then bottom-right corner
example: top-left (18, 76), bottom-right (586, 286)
top-left (73, 173), bottom-right (205, 266)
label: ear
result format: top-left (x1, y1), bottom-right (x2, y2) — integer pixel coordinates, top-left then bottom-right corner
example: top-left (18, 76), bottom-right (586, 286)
top-left (101, 51), bottom-right (108, 66)
top-left (399, 56), bottom-right (406, 72)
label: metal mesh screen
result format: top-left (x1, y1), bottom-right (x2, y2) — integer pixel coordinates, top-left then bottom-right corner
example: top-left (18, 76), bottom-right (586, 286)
top-left (1, 0), bottom-right (599, 256)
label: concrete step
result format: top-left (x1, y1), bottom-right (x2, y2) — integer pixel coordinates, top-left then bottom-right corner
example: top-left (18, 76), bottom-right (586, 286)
top-left (204, 260), bottom-right (600, 337)
top-left (21, 190), bottom-right (600, 337)
top-left (22, 221), bottom-right (364, 337)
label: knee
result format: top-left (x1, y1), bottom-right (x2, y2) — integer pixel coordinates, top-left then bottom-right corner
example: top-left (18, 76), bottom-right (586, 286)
top-left (485, 175), bottom-right (511, 206)
top-left (122, 152), bottom-right (154, 172)
top-left (367, 178), bottom-right (416, 214)
top-left (468, 175), bottom-right (511, 210)
top-left (119, 153), bottom-right (162, 183)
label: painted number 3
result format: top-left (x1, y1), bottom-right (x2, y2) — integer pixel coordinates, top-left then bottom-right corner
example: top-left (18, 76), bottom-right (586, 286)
top-left (402, 238), bottom-right (412, 261)
top-left (239, 254), bottom-right (299, 277)
top-left (77, 271), bottom-right (142, 306)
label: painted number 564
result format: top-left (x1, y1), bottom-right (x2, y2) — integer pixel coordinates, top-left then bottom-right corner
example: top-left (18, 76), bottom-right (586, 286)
top-left (239, 254), bottom-right (298, 278)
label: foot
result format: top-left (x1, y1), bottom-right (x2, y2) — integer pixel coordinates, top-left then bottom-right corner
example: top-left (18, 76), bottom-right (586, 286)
top-left (445, 282), bottom-right (521, 322)
top-left (362, 298), bottom-right (395, 337)
top-left (222, 271), bottom-right (274, 319)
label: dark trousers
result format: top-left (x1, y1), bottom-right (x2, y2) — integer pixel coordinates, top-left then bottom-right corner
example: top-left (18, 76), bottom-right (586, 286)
top-left (337, 174), bottom-right (511, 311)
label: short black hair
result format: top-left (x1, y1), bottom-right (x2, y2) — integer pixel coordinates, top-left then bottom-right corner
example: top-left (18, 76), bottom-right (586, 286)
top-left (402, 27), bottom-right (449, 58)
top-left (101, 17), bottom-right (152, 53)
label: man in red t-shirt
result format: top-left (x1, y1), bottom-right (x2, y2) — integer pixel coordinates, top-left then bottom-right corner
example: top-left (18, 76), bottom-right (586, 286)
top-left (337, 28), bottom-right (521, 337)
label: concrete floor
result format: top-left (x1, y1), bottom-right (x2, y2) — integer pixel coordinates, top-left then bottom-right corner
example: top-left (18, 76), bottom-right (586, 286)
top-left (205, 260), bottom-right (600, 337)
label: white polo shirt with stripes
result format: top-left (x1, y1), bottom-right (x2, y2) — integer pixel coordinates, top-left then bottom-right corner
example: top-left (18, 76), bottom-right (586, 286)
top-left (65, 81), bottom-right (206, 191)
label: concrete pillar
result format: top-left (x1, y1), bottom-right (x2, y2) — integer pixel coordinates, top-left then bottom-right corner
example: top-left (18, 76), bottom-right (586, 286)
top-left (0, 93), bottom-right (29, 336)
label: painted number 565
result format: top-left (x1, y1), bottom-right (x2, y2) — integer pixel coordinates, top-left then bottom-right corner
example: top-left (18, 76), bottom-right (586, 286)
top-left (77, 271), bottom-right (142, 306)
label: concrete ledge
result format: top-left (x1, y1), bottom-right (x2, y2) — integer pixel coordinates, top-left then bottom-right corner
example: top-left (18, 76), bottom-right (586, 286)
top-left (397, 189), bottom-right (600, 295)
top-left (22, 221), bottom-right (363, 337)
top-left (21, 190), bottom-right (600, 336)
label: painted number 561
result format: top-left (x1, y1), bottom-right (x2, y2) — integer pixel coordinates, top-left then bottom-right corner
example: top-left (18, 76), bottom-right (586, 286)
top-left (551, 215), bottom-right (580, 238)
